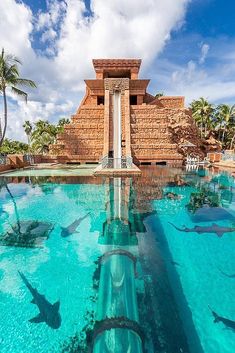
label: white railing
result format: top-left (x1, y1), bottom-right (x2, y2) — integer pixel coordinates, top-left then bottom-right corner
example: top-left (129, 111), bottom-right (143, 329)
top-left (221, 151), bottom-right (235, 161)
top-left (101, 155), bottom-right (133, 169)
top-left (0, 155), bottom-right (8, 165)
top-left (23, 154), bottom-right (35, 164)
top-left (186, 156), bottom-right (199, 165)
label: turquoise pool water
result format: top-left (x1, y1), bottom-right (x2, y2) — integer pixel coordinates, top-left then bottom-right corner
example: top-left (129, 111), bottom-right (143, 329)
top-left (0, 167), bottom-right (234, 352)
top-left (0, 179), bottom-right (106, 352)
top-left (149, 169), bottom-right (235, 353)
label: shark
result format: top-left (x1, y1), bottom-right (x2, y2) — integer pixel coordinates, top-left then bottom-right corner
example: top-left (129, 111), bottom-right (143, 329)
top-left (208, 306), bottom-right (235, 331)
top-left (61, 213), bottom-right (90, 237)
top-left (18, 271), bottom-right (61, 329)
top-left (218, 268), bottom-right (235, 279)
top-left (171, 260), bottom-right (180, 266)
top-left (169, 222), bottom-right (235, 237)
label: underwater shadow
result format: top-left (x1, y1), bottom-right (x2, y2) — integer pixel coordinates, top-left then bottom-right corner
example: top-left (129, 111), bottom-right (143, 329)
top-left (142, 214), bottom-right (205, 353)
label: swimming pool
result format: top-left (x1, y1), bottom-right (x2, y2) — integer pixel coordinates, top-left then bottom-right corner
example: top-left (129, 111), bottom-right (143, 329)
top-left (0, 167), bottom-right (234, 352)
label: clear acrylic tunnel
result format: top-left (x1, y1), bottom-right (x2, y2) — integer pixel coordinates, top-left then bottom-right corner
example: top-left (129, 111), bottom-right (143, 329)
top-left (92, 178), bottom-right (144, 353)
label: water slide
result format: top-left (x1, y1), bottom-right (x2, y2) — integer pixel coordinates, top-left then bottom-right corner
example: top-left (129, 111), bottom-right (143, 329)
top-left (113, 91), bottom-right (122, 168)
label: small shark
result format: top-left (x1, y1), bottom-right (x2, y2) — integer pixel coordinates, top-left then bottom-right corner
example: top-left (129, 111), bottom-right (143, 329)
top-left (171, 261), bottom-right (180, 266)
top-left (18, 271), bottom-right (61, 329)
top-left (169, 222), bottom-right (235, 237)
top-left (218, 268), bottom-right (235, 279)
top-left (61, 213), bottom-right (90, 237)
top-left (208, 305), bottom-right (235, 330)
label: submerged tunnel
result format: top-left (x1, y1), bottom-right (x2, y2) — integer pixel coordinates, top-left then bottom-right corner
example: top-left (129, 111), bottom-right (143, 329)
top-left (91, 178), bottom-right (144, 353)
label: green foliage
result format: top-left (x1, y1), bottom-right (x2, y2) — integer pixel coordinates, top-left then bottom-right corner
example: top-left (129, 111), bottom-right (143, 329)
top-left (0, 48), bottom-right (36, 146)
top-left (155, 92), bottom-right (164, 98)
top-left (186, 186), bottom-right (220, 213)
top-left (190, 97), bottom-right (215, 138)
top-left (190, 98), bottom-right (235, 148)
top-left (0, 138), bottom-right (29, 154)
top-left (0, 118), bottom-right (70, 155)
top-left (30, 119), bottom-right (70, 154)
top-left (60, 310), bottom-right (95, 353)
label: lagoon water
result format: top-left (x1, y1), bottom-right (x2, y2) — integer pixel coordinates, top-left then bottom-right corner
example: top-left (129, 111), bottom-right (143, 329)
top-left (0, 167), bottom-right (234, 352)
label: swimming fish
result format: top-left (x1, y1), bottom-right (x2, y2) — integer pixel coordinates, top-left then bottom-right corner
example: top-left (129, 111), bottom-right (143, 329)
top-left (169, 222), bottom-right (235, 237)
top-left (18, 271), bottom-right (61, 329)
top-left (208, 305), bottom-right (235, 330)
top-left (61, 213), bottom-right (90, 237)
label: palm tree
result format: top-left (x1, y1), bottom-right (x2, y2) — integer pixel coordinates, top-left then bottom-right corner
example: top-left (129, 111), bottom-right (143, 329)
top-left (58, 118), bottom-right (70, 127)
top-left (215, 104), bottom-right (235, 146)
top-left (190, 98), bottom-right (214, 138)
top-left (31, 131), bottom-right (55, 154)
top-left (227, 114), bottom-right (235, 149)
top-left (155, 92), bottom-right (164, 98)
top-left (0, 48), bottom-right (36, 146)
top-left (30, 120), bottom-right (58, 154)
top-left (23, 120), bottom-right (33, 145)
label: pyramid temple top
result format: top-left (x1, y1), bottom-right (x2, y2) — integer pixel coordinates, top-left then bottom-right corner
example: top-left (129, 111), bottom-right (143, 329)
top-left (92, 59), bottom-right (141, 79)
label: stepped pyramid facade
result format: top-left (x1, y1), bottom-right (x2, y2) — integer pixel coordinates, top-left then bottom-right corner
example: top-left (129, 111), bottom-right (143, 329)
top-left (50, 59), bottom-right (201, 165)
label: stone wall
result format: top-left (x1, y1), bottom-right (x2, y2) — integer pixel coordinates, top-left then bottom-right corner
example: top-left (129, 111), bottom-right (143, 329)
top-left (50, 106), bottom-right (104, 162)
top-left (130, 106), bottom-right (185, 163)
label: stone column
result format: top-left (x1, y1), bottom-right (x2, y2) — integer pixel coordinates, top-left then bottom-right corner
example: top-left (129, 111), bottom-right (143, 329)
top-left (102, 88), bottom-right (110, 157)
top-left (124, 88), bottom-right (131, 157)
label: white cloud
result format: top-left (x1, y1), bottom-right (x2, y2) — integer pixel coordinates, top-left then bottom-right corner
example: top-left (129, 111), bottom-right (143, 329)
top-left (0, 0), bottom-right (190, 141)
top-left (41, 28), bottom-right (57, 43)
top-left (0, 0), bottom-right (33, 57)
top-left (165, 57), bottom-right (235, 104)
top-left (172, 60), bottom-right (207, 84)
top-left (36, 0), bottom-right (66, 31)
top-left (6, 97), bottom-right (75, 141)
top-left (55, 0), bottom-right (189, 83)
top-left (199, 43), bottom-right (210, 64)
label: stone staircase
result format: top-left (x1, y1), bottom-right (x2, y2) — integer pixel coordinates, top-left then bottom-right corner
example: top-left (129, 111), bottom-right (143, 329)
top-left (130, 106), bottom-right (183, 164)
top-left (50, 106), bottom-right (104, 162)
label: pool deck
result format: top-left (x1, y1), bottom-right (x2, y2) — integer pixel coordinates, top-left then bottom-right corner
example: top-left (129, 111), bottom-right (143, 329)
top-left (0, 163), bottom-right (142, 177)
top-left (0, 163), bottom-right (96, 177)
top-left (93, 163), bottom-right (141, 176)
top-left (213, 161), bottom-right (235, 175)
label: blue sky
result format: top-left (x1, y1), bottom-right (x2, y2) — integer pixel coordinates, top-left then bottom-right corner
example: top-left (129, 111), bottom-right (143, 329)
top-left (1, 0), bottom-right (235, 141)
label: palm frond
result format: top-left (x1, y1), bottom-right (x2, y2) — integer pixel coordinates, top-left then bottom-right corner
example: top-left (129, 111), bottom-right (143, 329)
top-left (5, 64), bottom-right (19, 79)
top-left (11, 86), bottom-right (28, 102)
top-left (15, 78), bottom-right (37, 88)
top-left (1, 48), bottom-right (21, 65)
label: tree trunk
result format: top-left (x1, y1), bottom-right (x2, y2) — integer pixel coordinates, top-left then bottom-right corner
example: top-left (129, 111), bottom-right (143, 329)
top-left (200, 122), bottom-right (203, 138)
top-left (0, 121), bottom-right (2, 141)
top-left (221, 129), bottom-right (225, 146)
top-left (0, 86), bottom-right (8, 147)
top-left (230, 133), bottom-right (235, 150)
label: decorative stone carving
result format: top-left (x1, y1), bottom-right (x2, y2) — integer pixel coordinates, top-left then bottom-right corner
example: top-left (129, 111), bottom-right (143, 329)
top-left (104, 78), bottom-right (129, 93)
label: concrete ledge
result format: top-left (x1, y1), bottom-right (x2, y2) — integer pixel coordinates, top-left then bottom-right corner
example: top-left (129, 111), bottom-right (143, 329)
top-left (93, 163), bottom-right (141, 176)
top-left (0, 165), bottom-right (14, 174)
top-left (213, 161), bottom-right (235, 170)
